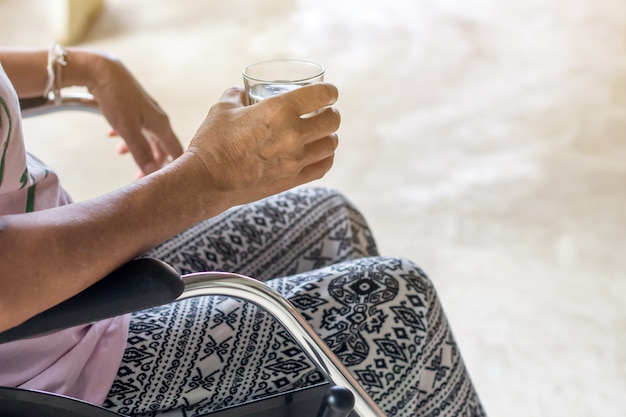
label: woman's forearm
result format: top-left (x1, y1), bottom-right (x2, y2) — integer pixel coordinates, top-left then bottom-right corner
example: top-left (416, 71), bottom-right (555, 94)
top-left (0, 47), bottom-right (111, 98)
top-left (0, 153), bottom-right (225, 333)
top-left (0, 48), bottom-right (48, 97)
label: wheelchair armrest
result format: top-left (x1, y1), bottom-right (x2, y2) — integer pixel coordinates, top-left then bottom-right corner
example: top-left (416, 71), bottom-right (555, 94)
top-left (0, 258), bottom-right (183, 344)
top-left (19, 92), bottom-right (100, 118)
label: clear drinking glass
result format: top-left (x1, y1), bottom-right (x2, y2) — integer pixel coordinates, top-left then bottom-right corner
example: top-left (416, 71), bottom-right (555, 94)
top-left (243, 59), bottom-right (325, 104)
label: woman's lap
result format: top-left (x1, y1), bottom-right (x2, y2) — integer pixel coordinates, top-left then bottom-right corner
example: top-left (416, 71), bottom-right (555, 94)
top-left (142, 187), bottom-right (378, 279)
top-left (103, 187), bottom-right (485, 417)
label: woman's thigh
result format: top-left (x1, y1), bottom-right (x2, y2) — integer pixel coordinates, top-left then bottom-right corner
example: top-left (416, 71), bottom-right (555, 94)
top-left (144, 187), bottom-right (379, 280)
top-left (104, 257), bottom-right (485, 417)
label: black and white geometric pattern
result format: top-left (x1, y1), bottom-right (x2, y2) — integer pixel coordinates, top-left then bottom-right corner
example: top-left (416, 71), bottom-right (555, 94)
top-left (103, 187), bottom-right (485, 417)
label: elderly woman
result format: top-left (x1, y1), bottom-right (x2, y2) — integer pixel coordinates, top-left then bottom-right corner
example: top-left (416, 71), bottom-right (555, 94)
top-left (0, 44), bottom-right (485, 416)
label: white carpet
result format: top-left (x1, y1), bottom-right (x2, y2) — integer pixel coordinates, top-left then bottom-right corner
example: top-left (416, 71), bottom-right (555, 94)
top-left (1, 1), bottom-right (625, 416)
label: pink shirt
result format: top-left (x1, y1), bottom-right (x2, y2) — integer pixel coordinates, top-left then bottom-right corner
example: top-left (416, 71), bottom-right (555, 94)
top-left (0, 63), bottom-right (129, 405)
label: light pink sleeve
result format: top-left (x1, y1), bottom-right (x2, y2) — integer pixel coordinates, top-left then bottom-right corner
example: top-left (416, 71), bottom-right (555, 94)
top-left (0, 316), bottom-right (131, 405)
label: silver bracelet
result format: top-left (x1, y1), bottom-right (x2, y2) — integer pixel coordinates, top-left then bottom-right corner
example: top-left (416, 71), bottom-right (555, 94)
top-left (43, 42), bottom-right (67, 105)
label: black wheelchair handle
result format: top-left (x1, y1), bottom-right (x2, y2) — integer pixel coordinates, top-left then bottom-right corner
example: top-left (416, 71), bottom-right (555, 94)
top-left (0, 258), bottom-right (183, 344)
top-left (316, 386), bottom-right (356, 417)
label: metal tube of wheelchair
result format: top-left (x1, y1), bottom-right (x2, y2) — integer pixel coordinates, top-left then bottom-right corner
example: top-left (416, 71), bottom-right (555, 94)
top-left (177, 272), bottom-right (387, 417)
top-left (20, 92), bottom-right (100, 118)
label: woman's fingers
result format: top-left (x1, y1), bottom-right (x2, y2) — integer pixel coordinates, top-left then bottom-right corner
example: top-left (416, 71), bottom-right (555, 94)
top-left (215, 87), bottom-right (247, 109)
top-left (116, 125), bottom-right (160, 174)
top-left (146, 119), bottom-right (184, 161)
top-left (297, 106), bottom-right (341, 144)
top-left (300, 133), bottom-right (339, 166)
top-left (278, 83), bottom-right (338, 116)
top-left (110, 114), bottom-right (183, 175)
top-left (90, 56), bottom-right (184, 174)
top-left (298, 152), bottom-right (336, 183)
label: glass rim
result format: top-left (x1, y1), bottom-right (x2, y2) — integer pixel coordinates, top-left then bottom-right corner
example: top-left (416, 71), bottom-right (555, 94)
top-left (242, 59), bottom-right (325, 84)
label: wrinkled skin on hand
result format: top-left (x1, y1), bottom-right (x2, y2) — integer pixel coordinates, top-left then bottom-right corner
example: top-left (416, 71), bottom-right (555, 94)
top-left (187, 83), bottom-right (340, 207)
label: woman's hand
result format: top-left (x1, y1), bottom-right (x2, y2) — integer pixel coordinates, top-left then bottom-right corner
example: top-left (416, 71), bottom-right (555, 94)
top-left (71, 51), bottom-right (184, 176)
top-left (185, 83), bottom-right (340, 208)
top-left (0, 47), bottom-right (184, 176)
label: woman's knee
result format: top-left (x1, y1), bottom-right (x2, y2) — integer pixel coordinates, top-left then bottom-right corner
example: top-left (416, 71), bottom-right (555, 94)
top-left (331, 255), bottom-right (436, 304)
top-left (277, 187), bottom-right (379, 258)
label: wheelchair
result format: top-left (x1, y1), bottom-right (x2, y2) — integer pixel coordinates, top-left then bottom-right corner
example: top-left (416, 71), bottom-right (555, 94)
top-left (0, 93), bottom-right (387, 417)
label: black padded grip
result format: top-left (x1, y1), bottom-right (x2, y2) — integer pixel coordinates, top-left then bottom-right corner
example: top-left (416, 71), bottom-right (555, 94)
top-left (18, 96), bottom-right (48, 111)
top-left (0, 258), bottom-right (183, 344)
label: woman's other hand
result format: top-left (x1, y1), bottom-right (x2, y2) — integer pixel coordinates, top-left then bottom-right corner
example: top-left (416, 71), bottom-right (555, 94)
top-left (68, 50), bottom-right (184, 176)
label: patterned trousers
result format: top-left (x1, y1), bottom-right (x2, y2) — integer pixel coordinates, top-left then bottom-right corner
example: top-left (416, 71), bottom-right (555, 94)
top-left (103, 187), bottom-right (486, 417)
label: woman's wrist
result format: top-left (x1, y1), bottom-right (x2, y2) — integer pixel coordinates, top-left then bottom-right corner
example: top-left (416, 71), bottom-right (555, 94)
top-left (61, 47), bottom-right (117, 90)
top-left (165, 151), bottom-right (234, 219)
